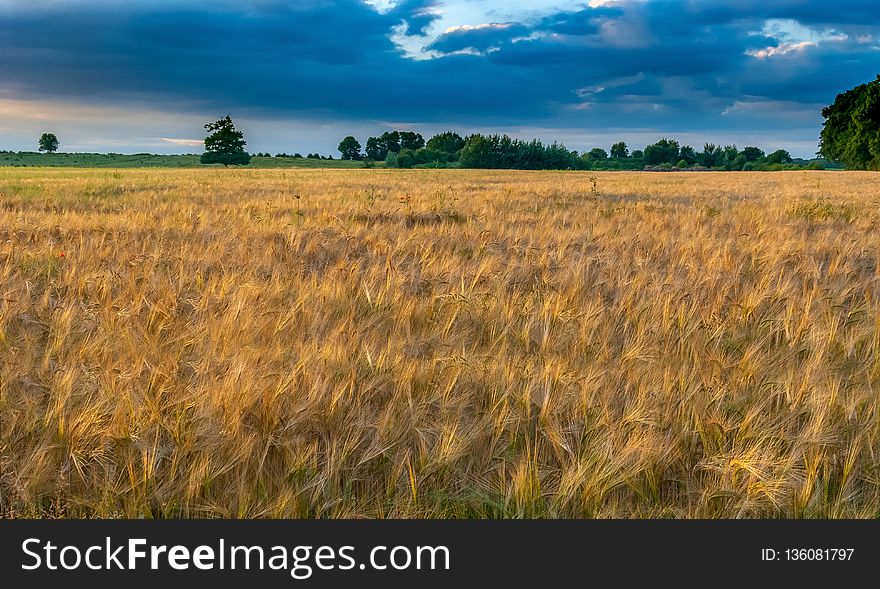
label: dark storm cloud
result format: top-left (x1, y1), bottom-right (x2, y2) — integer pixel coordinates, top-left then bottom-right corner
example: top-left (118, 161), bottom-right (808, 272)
top-left (1, 0), bottom-right (878, 142)
top-left (427, 23), bottom-right (531, 54)
top-left (0, 0), bottom-right (546, 121)
top-left (682, 0), bottom-right (880, 26)
top-left (538, 7), bottom-right (620, 36)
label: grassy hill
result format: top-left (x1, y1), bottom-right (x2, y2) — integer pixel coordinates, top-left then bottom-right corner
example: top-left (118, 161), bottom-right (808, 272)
top-left (0, 151), bottom-right (376, 168)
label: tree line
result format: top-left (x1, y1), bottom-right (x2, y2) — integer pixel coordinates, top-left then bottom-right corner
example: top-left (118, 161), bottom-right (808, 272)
top-left (336, 131), bottom-right (822, 171)
top-left (20, 74), bottom-right (879, 171)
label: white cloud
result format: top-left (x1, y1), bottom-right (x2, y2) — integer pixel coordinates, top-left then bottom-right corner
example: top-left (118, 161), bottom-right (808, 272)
top-left (161, 138), bottom-right (203, 147)
top-left (747, 41), bottom-right (816, 59)
top-left (443, 22), bottom-right (513, 34)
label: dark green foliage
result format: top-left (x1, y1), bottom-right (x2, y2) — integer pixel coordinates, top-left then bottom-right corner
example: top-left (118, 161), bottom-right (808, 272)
top-left (588, 147), bottom-right (609, 160)
top-left (630, 149), bottom-right (644, 160)
top-left (399, 131), bottom-right (425, 151)
top-left (365, 131), bottom-right (402, 160)
top-left (741, 146), bottom-right (765, 162)
top-left (365, 137), bottom-right (383, 161)
top-left (384, 151), bottom-right (398, 168)
top-left (390, 147), bottom-right (454, 168)
top-left (201, 115), bottom-right (250, 166)
top-left (721, 145), bottom-right (739, 167)
top-left (426, 131), bottom-right (465, 154)
top-left (729, 154), bottom-right (748, 170)
top-left (396, 149), bottom-right (416, 168)
top-left (678, 145), bottom-right (697, 165)
top-left (819, 75), bottom-right (880, 170)
top-left (644, 138), bottom-right (679, 165)
top-left (766, 149), bottom-right (793, 165)
top-left (610, 141), bottom-right (628, 158)
top-left (338, 136), bottom-right (362, 160)
top-left (38, 132), bottom-right (59, 153)
top-left (200, 151), bottom-right (251, 166)
top-left (457, 134), bottom-right (581, 169)
top-left (699, 143), bottom-right (723, 167)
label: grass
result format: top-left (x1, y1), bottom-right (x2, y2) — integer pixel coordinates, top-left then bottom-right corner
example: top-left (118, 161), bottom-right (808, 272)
top-left (0, 152), bottom-right (372, 169)
top-left (1, 167), bottom-right (880, 518)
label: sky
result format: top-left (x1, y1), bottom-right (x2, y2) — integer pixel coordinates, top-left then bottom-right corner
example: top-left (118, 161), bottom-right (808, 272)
top-left (1, 0), bottom-right (879, 157)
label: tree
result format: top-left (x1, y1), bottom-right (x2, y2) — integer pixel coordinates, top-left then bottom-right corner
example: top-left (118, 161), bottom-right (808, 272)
top-left (721, 145), bottom-right (739, 167)
top-left (382, 131), bottom-right (401, 154)
top-left (38, 132), bottom-right (59, 153)
top-left (610, 141), bottom-right (628, 158)
top-left (630, 149), bottom-right (644, 160)
top-left (399, 131), bottom-right (425, 151)
top-left (819, 75), bottom-right (880, 170)
top-left (588, 147), bottom-right (608, 160)
top-left (765, 149), bottom-right (792, 165)
top-left (644, 138), bottom-right (680, 165)
top-left (337, 136), bottom-right (362, 160)
top-left (458, 135), bottom-right (493, 168)
top-left (365, 131), bottom-right (402, 161)
top-left (200, 115), bottom-right (250, 166)
top-left (365, 137), bottom-right (384, 160)
top-left (679, 145), bottom-right (697, 165)
top-left (384, 150), bottom-right (399, 168)
top-left (699, 143), bottom-right (723, 167)
top-left (741, 146), bottom-right (765, 162)
top-left (457, 133), bottom-right (581, 170)
top-left (396, 149), bottom-right (417, 169)
top-left (426, 131), bottom-right (465, 154)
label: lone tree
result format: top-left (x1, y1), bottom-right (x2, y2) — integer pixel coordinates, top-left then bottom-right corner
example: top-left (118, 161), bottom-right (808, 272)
top-left (819, 75), bottom-right (880, 170)
top-left (337, 136), bottom-right (362, 160)
top-left (201, 115), bottom-right (251, 166)
top-left (38, 132), bottom-right (59, 153)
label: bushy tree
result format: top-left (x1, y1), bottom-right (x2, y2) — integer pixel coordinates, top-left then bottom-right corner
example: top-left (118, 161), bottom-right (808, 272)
top-left (396, 149), bottom-right (417, 168)
top-left (365, 131), bottom-right (403, 161)
top-left (458, 134), bottom-right (581, 169)
top-left (384, 150), bottom-right (399, 168)
top-left (679, 145), bottom-right (697, 165)
top-left (458, 135), bottom-right (493, 168)
top-left (644, 138), bottom-right (680, 165)
top-left (741, 146), bottom-right (765, 162)
top-left (38, 132), bottom-right (59, 153)
top-left (399, 131), bottom-right (425, 151)
top-left (337, 136), bottom-right (362, 160)
top-left (699, 143), bottom-right (723, 167)
top-left (365, 137), bottom-right (382, 160)
top-left (610, 141), bottom-right (628, 158)
top-left (630, 149), bottom-right (644, 160)
top-left (819, 75), bottom-right (880, 170)
top-left (588, 147), bottom-right (608, 160)
top-left (765, 149), bottom-right (793, 165)
top-left (426, 131), bottom-right (465, 154)
top-left (721, 145), bottom-right (739, 167)
top-left (201, 115), bottom-right (250, 166)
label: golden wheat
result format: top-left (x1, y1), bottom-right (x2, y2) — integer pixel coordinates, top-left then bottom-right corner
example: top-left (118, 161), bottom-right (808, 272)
top-left (1, 168), bottom-right (879, 518)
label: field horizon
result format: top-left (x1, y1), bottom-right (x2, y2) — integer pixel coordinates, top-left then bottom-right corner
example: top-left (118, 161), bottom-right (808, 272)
top-left (2, 168), bottom-right (880, 518)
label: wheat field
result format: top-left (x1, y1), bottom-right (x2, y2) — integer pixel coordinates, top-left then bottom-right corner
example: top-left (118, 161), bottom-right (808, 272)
top-left (1, 168), bottom-right (879, 518)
